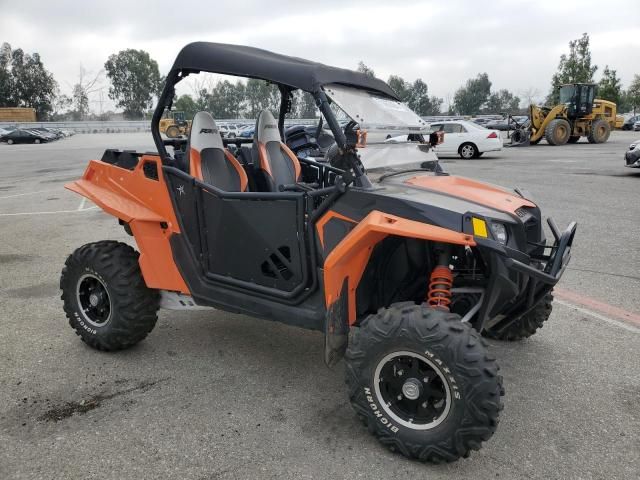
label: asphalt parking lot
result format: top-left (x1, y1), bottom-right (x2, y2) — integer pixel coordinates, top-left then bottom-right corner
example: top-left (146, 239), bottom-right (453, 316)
top-left (1, 131), bottom-right (639, 480)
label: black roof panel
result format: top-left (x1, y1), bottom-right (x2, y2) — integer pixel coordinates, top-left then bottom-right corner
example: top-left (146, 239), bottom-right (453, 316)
top-left (170, 42), bottom-right (399, 100)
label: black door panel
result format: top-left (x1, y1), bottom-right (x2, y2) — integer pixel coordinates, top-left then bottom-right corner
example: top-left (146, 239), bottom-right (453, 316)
top-left (164, 167), bottom-right (308, 295)
top-left (200, 190), bottom-right (304, 291)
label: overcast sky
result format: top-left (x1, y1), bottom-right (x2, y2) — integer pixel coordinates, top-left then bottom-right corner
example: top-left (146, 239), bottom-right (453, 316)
top-left (1, 0), bottom-right (639, 112)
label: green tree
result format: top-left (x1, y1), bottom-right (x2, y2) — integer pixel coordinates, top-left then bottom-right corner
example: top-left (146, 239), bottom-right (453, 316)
top-left (174, 94), bottom-right (198, 120)
top-left (387, 75), bottom-right (411, 102)
top-left (546, 33), bottom-right (597, 105)
top-left (407, 79), bottom-right (442, 116)
top-left (243, 79), bottom-right (279, 118)
top-left (293, 90), bottom-right (317, 118)
top-left (626, 74), bottom-right (640, 114)
top-left (3, 45), bottom-right (58, 119)
top-left (598, 65), bottom-right (623, 106)
top-left (0, 43), bottom-right (14, 106)
top-left (485, 89), bottom-right (520, 114)
top-left (207, 80), bottom-right (246, 118)
top-left (104, 49), bottom-right (161, 119)
top-left (453, 73), bottom-right (491, 115)
top-left (357, 61), bottom-right (375, 78)
top-left (70, 84), bottom-right (89, 120)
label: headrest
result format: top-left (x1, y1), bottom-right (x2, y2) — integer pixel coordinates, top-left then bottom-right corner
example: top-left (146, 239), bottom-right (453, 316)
top-left (255, 109), bottom-right (281, 144)
top-left (190, 111), bottom-right (224, 152)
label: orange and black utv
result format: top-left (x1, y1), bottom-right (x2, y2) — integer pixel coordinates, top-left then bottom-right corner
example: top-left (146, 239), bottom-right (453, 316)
top-left (61, 42), bottom-right (576, 463)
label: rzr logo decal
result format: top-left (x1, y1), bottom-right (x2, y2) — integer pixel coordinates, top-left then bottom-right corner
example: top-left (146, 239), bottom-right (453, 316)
top-left (177, 185), bottom-right (185, 196)
top-left (200, 128), bottom-right (218, 134)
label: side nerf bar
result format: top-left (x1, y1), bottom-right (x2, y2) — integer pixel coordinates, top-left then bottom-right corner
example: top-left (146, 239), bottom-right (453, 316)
top-left (504, 220), bottom-right (577, 285)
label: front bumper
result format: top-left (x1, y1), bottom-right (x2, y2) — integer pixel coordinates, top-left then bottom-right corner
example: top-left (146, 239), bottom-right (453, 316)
top-left (504, 219), bottom-right (577, 285)
top-left (475, 218), bottom-right (576, 330)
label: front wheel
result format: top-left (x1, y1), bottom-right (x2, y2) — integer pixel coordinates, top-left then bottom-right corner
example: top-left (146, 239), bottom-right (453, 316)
top-left (345, 303), bottom-right (503, 463)
top-left (545, 118), bottom-right (571, 145)
top-left (459, 142), bottom-right (477, 159)
top-left (482, 292), bottom-right (553, 341)
top-left (60, 241), bottom-right (160, 351)
top-left (7, 139), bottom-right (14, 145)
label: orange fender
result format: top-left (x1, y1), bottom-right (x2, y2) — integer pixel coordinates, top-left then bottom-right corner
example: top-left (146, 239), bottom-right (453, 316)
top-left (65, 156), bottom-right (189, 294)
top-left (323, 210), bottom-right (476, 324)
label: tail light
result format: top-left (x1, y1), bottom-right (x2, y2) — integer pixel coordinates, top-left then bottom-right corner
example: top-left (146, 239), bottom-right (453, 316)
top-left (487, 131), bottom-right (498, 139)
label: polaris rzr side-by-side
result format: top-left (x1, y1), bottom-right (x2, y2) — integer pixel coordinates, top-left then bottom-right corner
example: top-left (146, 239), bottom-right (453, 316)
top-left (60, 42), bottom-right (576, 463)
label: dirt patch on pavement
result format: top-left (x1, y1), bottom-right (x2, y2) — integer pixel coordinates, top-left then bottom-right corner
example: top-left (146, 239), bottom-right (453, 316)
top-left (38, 379), bottom-right (167, 423)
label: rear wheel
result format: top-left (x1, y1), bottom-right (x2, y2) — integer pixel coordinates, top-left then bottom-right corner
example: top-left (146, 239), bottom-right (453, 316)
top-left (345, 303), bottom-right (503, 463)
top-left (567, 135), bottom-right (581, 144)
top-left (587, 119), bottom-right (610, 144)
top-left (60, 241), bottom-right (160, 351)
top-left (483, 293), bottom-right (553, 341)
top-left (459, 142), bottom-right (477, 159)
top-left (544, 119), bottom-right (571, 145)
top-left (166, 125), bottom-right (180, 138)
top-left (34, 139), bottom-right (41, 144)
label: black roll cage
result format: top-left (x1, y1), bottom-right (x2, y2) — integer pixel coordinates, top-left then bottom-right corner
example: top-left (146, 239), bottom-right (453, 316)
top-left (152, 69), bottom-right (350, 166)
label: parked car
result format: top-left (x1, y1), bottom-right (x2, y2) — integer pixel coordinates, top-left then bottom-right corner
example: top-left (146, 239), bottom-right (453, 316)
top-left (624, 138), bottom-right (640, 168)
top-left (621, 115), bottom-right (640, 131)
top-left (486, 116), bottom-right (528, 131)
top-left (219, 124), bottom-right (241, 138)
top-left (430, 120), bottom-right (502, 159)
top-left (634, 121), bottom-right (640, 132)
top-left (471, 118), bottom-right (492, 126)
top-left (239, 126), bottom-right (255, 138)
top-left (30, 127), bottom-right (60, 141)
top-left (0, 126), bottom-right (16, 137)
top-left (0, 128), bottom-right (50, 144)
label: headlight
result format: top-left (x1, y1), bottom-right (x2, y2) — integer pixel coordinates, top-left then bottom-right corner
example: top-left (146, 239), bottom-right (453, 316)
top-left (489, 222), bottom-right (508, 245)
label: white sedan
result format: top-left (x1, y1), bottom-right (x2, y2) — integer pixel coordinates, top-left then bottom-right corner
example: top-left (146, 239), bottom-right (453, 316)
top-left (430, 120), bottom-right (502, 159)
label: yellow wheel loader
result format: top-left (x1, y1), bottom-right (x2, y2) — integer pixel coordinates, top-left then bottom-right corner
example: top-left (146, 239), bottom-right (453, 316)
top-left (527, 83), bottom-right (618, 146)
top-left (159, 110), bottom-right (191, 138)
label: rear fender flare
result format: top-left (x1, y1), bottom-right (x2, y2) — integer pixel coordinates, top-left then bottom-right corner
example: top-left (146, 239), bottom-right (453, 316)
top-left (65, 157), bottom-right (189, 293)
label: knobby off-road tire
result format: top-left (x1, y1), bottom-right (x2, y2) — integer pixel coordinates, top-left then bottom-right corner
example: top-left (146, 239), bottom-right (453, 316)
top-left (544, 119), bottom-right (571, 145)
top-left (60, 241), bottom-right (160, 351)
top-left (483, 292), bottom-right (553, 341)
top-left (345, 303), bottom-right (503, 463)
top-left (587, 119), bottom-right (611, 144)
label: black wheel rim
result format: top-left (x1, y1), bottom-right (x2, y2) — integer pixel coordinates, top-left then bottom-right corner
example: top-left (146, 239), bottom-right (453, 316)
top-left (374, 351), bottom-right (451, 430)
top-left (76, 273), bottom-right (112, 327)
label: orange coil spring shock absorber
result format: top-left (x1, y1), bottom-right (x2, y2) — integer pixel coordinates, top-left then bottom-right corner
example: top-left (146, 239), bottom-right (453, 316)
top-left (427, 265), bottom-right (453, 311)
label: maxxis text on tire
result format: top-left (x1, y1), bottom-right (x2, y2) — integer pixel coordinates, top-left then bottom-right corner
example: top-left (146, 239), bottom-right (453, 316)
top-left (587, 119), bottom-right (611, 144)
top-left (345, 302), bottom-right (503, 463)
top-left (482, 292), bottom-right (553, 341)
top-left (544, 118), bottom-right (571, 145)
top-left (60, 241), bottom-right (160, 351)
